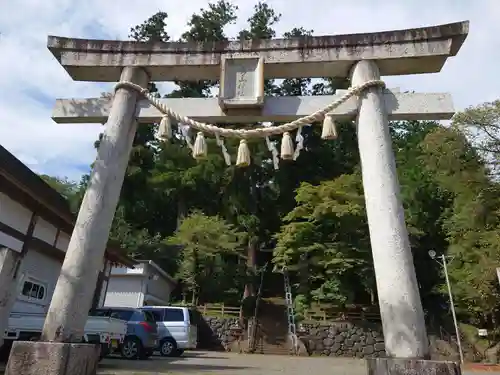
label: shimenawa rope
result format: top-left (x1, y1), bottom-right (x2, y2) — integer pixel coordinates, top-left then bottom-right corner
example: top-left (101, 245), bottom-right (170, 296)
top-left (114, 79), bottom-right (385, 167)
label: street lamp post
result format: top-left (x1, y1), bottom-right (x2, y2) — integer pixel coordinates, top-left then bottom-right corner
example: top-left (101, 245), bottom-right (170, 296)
top-left (428, 250), bottom-right (464, 364)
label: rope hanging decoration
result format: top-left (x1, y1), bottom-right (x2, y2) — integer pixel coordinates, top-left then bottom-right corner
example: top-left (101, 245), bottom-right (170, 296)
top-left (158, 115), bottom-right (172, 140)
top-left (193, 132), bottom-right (208, 159)
top-left (265, 136), bottom-right (280, 170)
top-left (280, 132), bottom-right (295, 160)
top-left (115, 79), bottom-right (385, 168)
top-left (321, 114), bottom-right (338, 140)
top-left (293, 126), bottom-right (305, 161)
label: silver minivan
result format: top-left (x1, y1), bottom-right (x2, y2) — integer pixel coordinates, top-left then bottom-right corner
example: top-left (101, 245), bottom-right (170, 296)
top-left (141, 306), bottom-right (198, 357)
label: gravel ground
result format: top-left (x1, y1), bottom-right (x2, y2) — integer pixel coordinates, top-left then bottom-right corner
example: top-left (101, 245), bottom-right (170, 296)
top-left (2, 351), bottom-right (500, 374)
top-left (98, 351), bottom-right (367, 375)
top-left (97, 351), bottom-right (500, 375)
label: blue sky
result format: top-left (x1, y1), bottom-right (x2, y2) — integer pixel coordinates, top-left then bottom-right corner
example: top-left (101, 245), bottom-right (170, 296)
top-left (0, 0), bottom-right (499, 182)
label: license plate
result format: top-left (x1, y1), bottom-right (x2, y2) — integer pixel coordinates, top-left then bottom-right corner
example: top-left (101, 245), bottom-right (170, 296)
top-left (111, 339), bottom-right (119, 349)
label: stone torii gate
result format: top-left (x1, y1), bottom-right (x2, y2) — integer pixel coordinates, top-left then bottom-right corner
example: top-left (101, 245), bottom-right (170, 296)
top-left (6, 21), bottom-right (468, 375)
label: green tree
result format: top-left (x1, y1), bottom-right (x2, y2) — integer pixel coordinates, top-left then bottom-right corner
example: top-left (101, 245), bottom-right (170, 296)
top-left (271, 121), bottom-right (463, 317)
top-left (39, 174), bottom-right (83, 214)
top-left (273, 172), bottom-right (373, 306)
top-left (420, 126), bottom-right (500, 326)
top-left (453, 100), bottom-right (500, 175)
top-left (168, 211), bottom-right (244, 304)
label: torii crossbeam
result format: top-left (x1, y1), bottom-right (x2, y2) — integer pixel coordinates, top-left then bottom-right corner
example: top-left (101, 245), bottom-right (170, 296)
top-left (52, 90), bottom-right (455, 124)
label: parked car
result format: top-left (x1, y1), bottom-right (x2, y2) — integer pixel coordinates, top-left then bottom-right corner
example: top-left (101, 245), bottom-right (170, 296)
top-left (90, 307), bottom-right (158, 360)
top-left (141, 306), bottom-right (198, 357)
top-left (3, 312), bottom-right (127, 361)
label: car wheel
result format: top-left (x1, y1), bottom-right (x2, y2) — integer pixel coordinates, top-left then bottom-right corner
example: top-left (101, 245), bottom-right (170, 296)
top-left (160, 338), bottom-right (177, 357)
top-left (121, 337), bottom-right (143, 360)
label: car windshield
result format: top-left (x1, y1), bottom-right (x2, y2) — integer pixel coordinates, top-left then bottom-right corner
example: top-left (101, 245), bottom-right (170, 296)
top-left (148, 309), bottom-right (164, 321)
top-left (90, 309), bottom-right (134, 321)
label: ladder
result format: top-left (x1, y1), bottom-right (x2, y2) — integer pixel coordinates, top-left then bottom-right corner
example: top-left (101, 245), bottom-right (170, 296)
top-left (283, 267), bottom-right (298, 354)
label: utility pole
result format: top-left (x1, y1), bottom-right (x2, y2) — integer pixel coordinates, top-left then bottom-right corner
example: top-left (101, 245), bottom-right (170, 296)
top-left (428, 250), bottom-right (464, 364)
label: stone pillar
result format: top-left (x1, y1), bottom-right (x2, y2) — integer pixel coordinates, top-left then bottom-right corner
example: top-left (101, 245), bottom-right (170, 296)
top-left (6, 66), bottom-right (148, 375)
top-left (350, 60), bottom-right (429, 359)
top-left (0, 247), bottom-right (21, 349)
top-left (40, 66), bottom-right (149, 342)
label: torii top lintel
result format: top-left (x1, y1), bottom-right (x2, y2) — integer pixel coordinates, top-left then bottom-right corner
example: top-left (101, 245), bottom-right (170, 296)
top-left (47, 21), bottom-right (469, 82)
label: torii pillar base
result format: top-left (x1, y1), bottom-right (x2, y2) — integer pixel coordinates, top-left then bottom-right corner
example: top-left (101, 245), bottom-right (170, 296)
top-left (5, 341), bottom-right (100, 375)
top-left (366, 358), bottom-right (461, 375)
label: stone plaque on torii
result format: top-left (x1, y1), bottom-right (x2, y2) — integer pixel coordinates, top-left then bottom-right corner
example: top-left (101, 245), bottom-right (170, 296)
top-left (5, 21), bottom-right (468, 375)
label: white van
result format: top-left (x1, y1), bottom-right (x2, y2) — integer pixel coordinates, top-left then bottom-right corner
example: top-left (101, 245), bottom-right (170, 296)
top-left (141, 306), bottom-right (198, 357)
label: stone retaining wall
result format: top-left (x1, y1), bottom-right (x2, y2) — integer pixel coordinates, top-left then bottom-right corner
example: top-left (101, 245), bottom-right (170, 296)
top-left (299, 322), bottom-right (386, 358)
top-left (197, 316), bottom-right (240, 350)
top-left (197, 317), bottom-right (461, 361)
top-left (197, 316), bottom-right (386, 357)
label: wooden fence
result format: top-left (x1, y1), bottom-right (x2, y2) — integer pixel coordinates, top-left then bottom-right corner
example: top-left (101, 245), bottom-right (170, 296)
top-left (302, 307), bottom-right (381, 323)
top-left (175, 302), bottom-right (381, 322)
top-left (171, 303), bottom-right (241, 317)
top-left (198, 303), bottom-right (241, 318)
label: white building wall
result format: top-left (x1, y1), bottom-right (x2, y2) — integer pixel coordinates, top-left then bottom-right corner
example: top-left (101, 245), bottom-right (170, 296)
top-left (0, 192), bottom-right (32, 234)
top-left (0, 192), bottom-right (31, 252)
top-left (55, 232), bottom-right (71, 252)
top-left (104, 276), bottom-right (143, 308)
top-left (144, 265), bottom-right (174, 305)
top-left (0, 231), bottom-right (23, 252)
top-left (110, 263), bottom-right (145, 276)
top-left (32, 218), bottom-right (58, 245)
top-left (11, 249), bottom-right (61, 314)
top-left (0, 182), bottom-right (125, 319)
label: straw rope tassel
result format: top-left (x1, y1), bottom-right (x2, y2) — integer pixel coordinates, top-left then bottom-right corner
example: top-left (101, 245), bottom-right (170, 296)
top-left (236, 139), bottom-right (251, 167)
top-left (321, 114), bottom-right (338, 140)
top-left (280, 132), bottom-right (294, 160)
top-left (193, 132), bottom-right (207, 159)
top-left (158, 115), bottom-right (172, 140)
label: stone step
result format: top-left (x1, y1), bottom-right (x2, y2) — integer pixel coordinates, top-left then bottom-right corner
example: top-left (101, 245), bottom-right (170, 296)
top-left (255, 342), bottom-right (291, 355)
top-left (255, 347), bottom-right (292, 355)
top-left (256, 351), bottom-right (291, 356)
top-left (257, 339), bottom-right (287, 346)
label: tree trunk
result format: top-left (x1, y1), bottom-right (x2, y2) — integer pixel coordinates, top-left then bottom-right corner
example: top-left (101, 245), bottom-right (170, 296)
top-left (177, 195), bottom-right (187, 229)
top-left (191, 249), bottom-right (199, 306)
top-left (492, 311), bottom-right (499, 341)
top-left (243, 239), bottom-right (257, 298)
top-left (298, 253), bottom-right (309, 299)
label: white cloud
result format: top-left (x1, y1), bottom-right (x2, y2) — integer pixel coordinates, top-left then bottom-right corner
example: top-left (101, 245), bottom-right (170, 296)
top-left (0, 0), bottom-right (499, 181)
